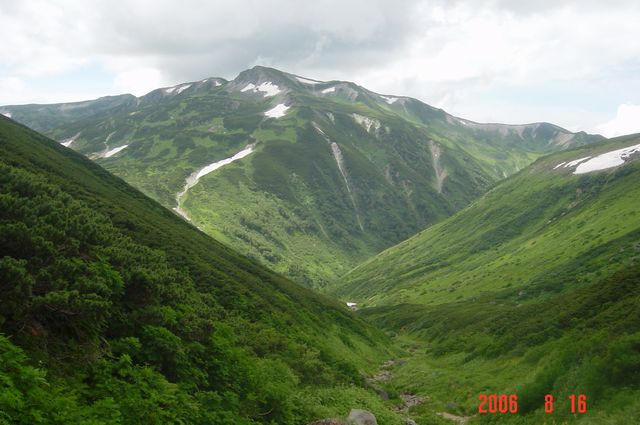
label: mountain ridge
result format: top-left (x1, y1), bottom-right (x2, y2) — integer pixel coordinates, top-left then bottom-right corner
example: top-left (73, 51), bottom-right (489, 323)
top-left (0, 66), bottom-right (604, 288)
top-left (335, 133), bottom-right (640, 305)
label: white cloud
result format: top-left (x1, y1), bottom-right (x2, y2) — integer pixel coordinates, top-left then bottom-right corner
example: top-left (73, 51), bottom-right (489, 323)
top-left (111, 65), bottom-right (167, 96)
top-left (0, 0), bottom-right (639, 133)
top-left (597, 103), bottom-right (640, 138)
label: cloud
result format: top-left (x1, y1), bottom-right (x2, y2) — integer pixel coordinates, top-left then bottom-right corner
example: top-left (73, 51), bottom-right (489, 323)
top-left (1, 0), bottom-right (639, 134)
top-left (597, 103), bottom-right (640, 138)
top-left (111, 67), bottom-right (167, 96)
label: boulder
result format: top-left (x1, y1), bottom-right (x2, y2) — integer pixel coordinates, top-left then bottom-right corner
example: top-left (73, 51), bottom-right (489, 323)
top-left (347, 409), bottom-right (377, 425)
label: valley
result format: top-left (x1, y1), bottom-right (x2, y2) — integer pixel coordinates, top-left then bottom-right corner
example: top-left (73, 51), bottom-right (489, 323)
top-left (343, 135), bottom-right (640, 424)
top-left (2, 68), bottom-right (639, 424)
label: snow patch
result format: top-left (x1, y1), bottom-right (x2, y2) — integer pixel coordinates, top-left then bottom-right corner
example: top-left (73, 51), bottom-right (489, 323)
top-left (326, 112), bottom-right (335, 123)
top-left (60, 132), bottom-right (81, 147)
top-left (553, 162), bottom-right (566, 170)
top-left (563, 156), bottom-right (591, 168)
top-left (164, 83), bottom-right (191, 94)
top-left (103, 144), bottom-right (128, 158)
top-left (574, 143), bottom-right (640, 174)
top-left (380, 95), bottom-right (398, 104)
top-left (265, 103), bottom-right (290, 118)
top-left (176, 84), bottom-right (191, 94)
top-left (241, 81), bottom-right (281, 97)
top-left (352, 113), bottom-right (381, 133)
top-left (196, 146), bottom-right (254, 179)
top-left (174, 144), bottom-right (257, 221)
top-left (312, 122), bottom-right (326, 136)
top-left (321, 86), bottom-right (336, 94)
top-left (1, 111), bottom-right (11, 118)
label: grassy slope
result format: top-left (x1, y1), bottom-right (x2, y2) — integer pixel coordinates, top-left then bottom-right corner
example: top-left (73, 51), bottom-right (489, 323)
top-left (337, 134), bottom-right (640, 306)
top-left (333, 135), bottom-right (640, 423)
top-left (361, 265), bottom-right (640, 424)
top-left (1, 67), bottom-right (602, 288)
top-left (0, 115), bottom-right (404, 424)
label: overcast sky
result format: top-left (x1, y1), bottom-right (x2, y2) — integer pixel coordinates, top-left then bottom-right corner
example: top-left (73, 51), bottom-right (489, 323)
top-left (1, 0), bottom-right (640, 136)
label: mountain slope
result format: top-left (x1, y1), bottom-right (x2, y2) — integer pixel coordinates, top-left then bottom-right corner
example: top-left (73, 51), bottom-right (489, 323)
top-left (0, 115), bottom-right (404, 424)
top-left (332, 135), bottom-right (640, 423)
top-left (1, 66), bottom-right (603, 287)
top-left (336, 134), bottom-right (640, 305)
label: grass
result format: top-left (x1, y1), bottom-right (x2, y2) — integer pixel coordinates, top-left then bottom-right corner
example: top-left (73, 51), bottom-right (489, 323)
top-left (337, 135), bottom-right (640, 306)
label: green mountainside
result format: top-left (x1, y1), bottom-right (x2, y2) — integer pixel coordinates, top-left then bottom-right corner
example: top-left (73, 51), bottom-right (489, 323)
top-left (0, 115), bottom-right (406, 424)
top-left (336, 134), bottom-right (640, 305)
top-left (1, 66), bottom-right (602, 288)
top-left (333, 135), bottom-right (640, 423)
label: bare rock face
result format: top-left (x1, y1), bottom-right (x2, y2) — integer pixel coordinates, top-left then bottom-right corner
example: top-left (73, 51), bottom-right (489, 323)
top-left (347, 409), bottom-right (378, 425)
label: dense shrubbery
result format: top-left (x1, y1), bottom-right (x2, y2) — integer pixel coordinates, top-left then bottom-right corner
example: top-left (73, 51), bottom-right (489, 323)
top-left (0, 119), bottom-right (397, 424)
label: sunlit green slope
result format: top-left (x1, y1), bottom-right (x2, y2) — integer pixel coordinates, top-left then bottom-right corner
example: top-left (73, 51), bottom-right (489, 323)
top-left (335, 135), bottom-right (640, 424)
top-left (337, 134), bottom-right (640, 306)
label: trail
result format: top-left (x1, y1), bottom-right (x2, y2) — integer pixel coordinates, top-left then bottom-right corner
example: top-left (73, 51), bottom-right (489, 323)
top-left (174, 143), bottom-right (256, 221)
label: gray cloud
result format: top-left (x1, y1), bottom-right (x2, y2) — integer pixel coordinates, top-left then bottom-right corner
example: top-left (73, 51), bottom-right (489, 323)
top-left (86, 0), bottom-right (421, 81)
top-left (2, 0), bottom-right (640, 135)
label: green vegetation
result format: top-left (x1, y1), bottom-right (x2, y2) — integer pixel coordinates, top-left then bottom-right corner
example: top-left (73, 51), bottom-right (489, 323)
top-left (333, 135), bottom-right (640, 423)
top-left (1, 66), bottom-right (602, 288)
top-left (361, 266), bottom-right (640, 424)
top-left (337, 135), bottom-right (640, 306)
top-left (0, 116), bottom-right (403, 424)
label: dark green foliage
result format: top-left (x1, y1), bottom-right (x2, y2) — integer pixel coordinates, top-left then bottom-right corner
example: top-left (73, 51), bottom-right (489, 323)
top-left (0, 116), bottom-right (395, 423)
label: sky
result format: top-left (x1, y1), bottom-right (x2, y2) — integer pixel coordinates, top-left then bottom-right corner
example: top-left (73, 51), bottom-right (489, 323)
top-left (1, 0), bottom-right (640, 137)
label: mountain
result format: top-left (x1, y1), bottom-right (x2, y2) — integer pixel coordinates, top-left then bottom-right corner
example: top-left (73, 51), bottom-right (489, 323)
top-left (331, 135), bottom-right (640, 423)
top-left (335, 134), bottom-right (640, 305)
top-left (0, 66), bottom-right (603, 288)
top-left (0, 115), bottom-right (406, 424)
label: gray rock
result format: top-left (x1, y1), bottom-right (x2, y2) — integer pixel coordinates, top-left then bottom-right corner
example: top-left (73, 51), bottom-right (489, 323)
top-left (347, 409), bottom-right (378, 425)
top-left (404, 419), bottom-right (417, 425)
